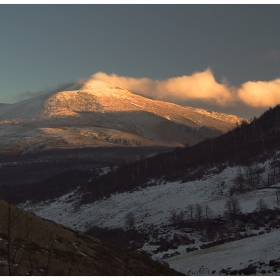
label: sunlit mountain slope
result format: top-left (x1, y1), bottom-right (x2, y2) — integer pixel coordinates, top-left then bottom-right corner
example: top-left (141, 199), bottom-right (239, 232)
top-left (0, 79), bottom-right (246, 153)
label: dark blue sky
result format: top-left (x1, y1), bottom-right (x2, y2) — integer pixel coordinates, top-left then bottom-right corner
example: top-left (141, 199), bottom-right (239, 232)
top-left (0, 4), bottom-right (280, 118)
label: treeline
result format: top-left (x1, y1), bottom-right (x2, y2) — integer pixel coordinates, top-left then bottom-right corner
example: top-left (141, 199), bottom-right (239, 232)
top-left (4, 105), bottom-right (280, 205)
top-left (78, 105), bottom-right (280, 205)
top-left (0, 169), bottom-right (99, 204)
top-left (84, 198), bottom-right (280, 261)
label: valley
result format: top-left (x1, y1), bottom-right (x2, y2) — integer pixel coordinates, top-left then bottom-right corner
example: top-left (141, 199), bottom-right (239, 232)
top-left (0, 80), bottom-right (280, 275)
top-left (19, 157), bottom-right (280, 275)
top-left (1, 3), bottom-right (279, 276)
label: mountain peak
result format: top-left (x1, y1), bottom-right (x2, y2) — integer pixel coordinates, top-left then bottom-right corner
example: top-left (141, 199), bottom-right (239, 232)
top-left (81, 78), bottom-right (127, 93)
top-left (0, 78), bottom-right (247, 152)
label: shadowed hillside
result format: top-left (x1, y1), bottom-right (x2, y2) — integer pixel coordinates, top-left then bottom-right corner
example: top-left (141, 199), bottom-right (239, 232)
top-left (4, 105), bottom-right (280, 206)
top-left (0, 200), bottom-right (183, 276)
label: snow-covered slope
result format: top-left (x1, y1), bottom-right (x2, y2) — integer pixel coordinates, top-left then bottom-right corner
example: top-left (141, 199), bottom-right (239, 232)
top-left (21, 154), bottom-right (280, 275)
top-left (167, 228), bottom-right (280, 275)
top-left (14, 104), bottom-right (280, 275)
top-left (0, 79), bottom-right (245, 152)
top-left (21, 164), bottom-right (277, 232)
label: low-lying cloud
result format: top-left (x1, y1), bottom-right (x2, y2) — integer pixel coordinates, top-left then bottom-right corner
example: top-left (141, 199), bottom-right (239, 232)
top-left (92, 69), bottom-right (235, 106)
top-left (92, 71), bottom-right (280, 111)
top-left (14, 70), bottom-right (280, 119)
top-left (14, 79), bottom-right (86, 102)
top-left (238, 79), bottom-right (280, 107)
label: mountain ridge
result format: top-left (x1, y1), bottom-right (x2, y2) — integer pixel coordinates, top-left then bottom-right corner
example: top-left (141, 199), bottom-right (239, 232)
top-left (0, 78), bottom-right (246, 154)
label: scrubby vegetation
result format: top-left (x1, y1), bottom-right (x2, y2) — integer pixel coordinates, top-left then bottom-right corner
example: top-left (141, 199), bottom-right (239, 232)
top-left (0, 200), bottom-right (182, 276)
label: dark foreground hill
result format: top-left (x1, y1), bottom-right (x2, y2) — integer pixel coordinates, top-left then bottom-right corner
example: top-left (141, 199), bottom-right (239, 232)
top-left (0, 200), bottom-right (182, 276)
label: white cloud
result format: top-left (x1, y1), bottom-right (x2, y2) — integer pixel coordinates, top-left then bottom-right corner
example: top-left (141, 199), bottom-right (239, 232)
top-left (92, 69), bottom-right (235, 106)
top-left (93, 71), bottom-right (280, 109)
top-left (238, 78), bottom-right (280, 107)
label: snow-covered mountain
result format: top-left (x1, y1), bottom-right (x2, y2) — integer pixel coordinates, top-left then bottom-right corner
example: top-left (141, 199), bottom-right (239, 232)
top-left (0, 78), bottom-right (245, 154)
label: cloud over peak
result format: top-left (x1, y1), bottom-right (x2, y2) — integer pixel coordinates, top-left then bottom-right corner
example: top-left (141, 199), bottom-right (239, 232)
top-left (92, 69), bottom-right (235, 106)
top-left (238, 79), bottom-right (280, 107)
top-left (14, 70), bottom-right (280, 120)
top-left (92, 70), bottom-right (280, 111)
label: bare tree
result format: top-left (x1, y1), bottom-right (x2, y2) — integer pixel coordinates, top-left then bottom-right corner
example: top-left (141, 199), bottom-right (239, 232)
top-left (195, 204), bottom-right (203, 222)
top-left (256, 199), bottom-right (268, 224)
top-left (245, 163), bottom-right (264, 190)
top-left (276, 189), bottom-right (280, 205)
top-left (268, 160), bottom-right (278, 185)
top-left (44, 224), bottom-right (57, 276)
top-left (245, 165), bottom-right (254, 189)
top-left (187, 204), bottom-right (194, 222)
top-left (169, 209), bottom-right (184, 228)
top-left (176, 210), bottom-right (185, 227)
top-left (204, 204), bottom-right (213, 221)
top-left (224, 197), bottom-right (241, 227)
top-left (24, 212), bottom-right (36, 276)
top-left (233, 167), bottom-right (246, 193)
top-left (195, 204), bottom-right (204, 234)
top-left (2, 191), bottom-right (27, 276)
top-left (124, 212), bottom-right (135, 230)
top-left (169, 209), bottom-right (178, 225)
top-left (256, 198), bottom-right (268, 212)
top-left (0, 195), bottom-right (85, 276)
